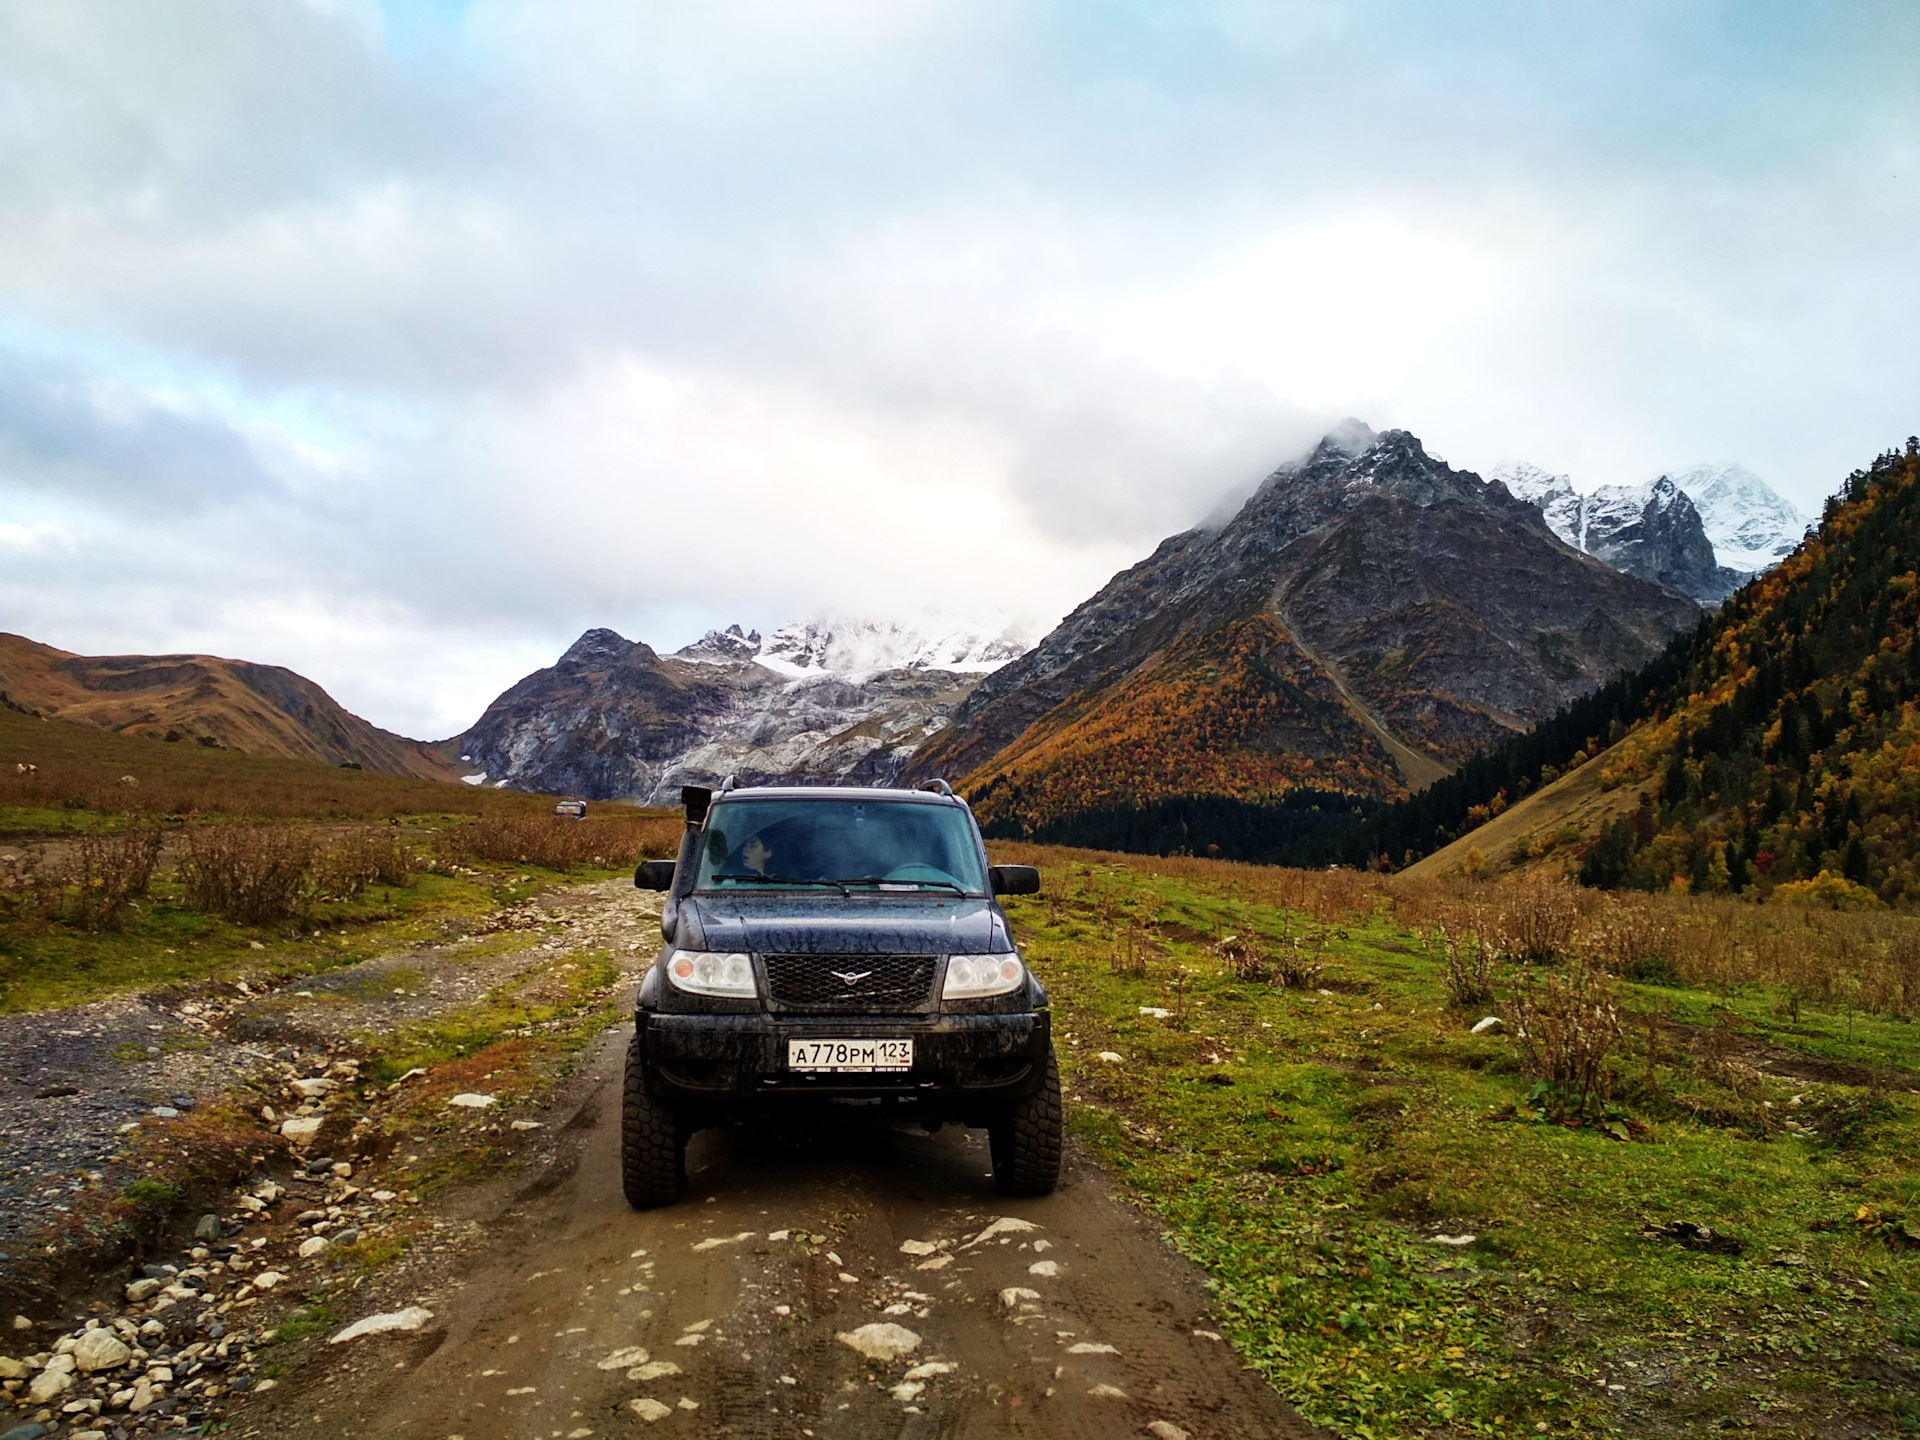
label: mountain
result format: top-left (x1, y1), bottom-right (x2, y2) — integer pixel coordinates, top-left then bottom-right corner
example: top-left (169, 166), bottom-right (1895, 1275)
top-left (454, 617), bottom-right (1027, 802)
top-left (674, 615), bottom-right (1027, 677)
top-left (0, 633), bottom-right (457, 781)
top-left (1667, 462), bottom-right (1810, 573)
top-left (1408, 438), bottom-right (1920, 901)
top-left (1493, 467), bottom-right (1743, 604)
top-left (906, 423), bottom-right (1701, 839)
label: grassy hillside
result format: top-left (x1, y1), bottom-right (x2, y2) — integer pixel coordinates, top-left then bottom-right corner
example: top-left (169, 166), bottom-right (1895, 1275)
top-left (1418, 440), bottom-right (1920, 903)
top-left (0, 706), bottom-right (680, 1010)
top-left (994, 844), bottom-right (1920, 1437)
top-left (0, 632), bottom-right (457, 781)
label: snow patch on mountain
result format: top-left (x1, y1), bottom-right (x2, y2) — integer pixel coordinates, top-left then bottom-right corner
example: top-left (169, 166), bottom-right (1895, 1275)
top-left (674, 613), bottom-right (1030, 678)
top-left (1492, 461), bottom-right (1806, 579)
top-left (1667, 463), bottom-right (1809, 573)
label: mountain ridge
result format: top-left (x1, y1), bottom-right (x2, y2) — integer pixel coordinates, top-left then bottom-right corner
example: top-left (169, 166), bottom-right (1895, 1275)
top-left (909, 424), bottom-right (1701, 834)
top-left (0, 632), bottom-right (459, 782)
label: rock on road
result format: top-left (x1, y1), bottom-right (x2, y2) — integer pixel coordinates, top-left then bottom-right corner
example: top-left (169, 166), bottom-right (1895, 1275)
top-left (254, 1032), bottom-right (1320, 1440)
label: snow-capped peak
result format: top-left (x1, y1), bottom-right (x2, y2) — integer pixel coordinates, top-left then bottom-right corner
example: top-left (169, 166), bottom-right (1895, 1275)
top-left (675, 613), bottom-right (1031, 679)
top-left (1666, 463), bottom-right (1809, 572)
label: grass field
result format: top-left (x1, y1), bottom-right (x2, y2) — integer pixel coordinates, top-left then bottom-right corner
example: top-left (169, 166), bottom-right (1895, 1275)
top-left (991, 843), bottom-right (1920, 1439)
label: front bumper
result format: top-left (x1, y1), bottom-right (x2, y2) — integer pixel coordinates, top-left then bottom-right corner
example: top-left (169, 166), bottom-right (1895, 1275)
top-left (637, 1009), bottom-right (1052, 1119)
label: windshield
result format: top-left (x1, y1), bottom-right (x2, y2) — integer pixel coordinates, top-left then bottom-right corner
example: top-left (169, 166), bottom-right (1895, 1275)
top-left (695, 798), bottom-right (987, 894)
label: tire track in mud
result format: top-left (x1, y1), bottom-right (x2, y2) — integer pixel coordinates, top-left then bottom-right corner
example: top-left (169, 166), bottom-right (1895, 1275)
top-left (248, 1032), bottom-right (1323, 1440)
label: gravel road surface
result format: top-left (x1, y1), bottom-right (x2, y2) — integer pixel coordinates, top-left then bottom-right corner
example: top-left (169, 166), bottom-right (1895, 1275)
top-left (249, 1033), bottom-right (1318, 1440)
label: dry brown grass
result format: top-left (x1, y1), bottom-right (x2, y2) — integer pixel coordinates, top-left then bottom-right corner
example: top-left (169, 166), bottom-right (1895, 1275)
top-left (60, 825), bottom-right (163, 930)
top-left (989, 839), bottom-right (1920, 1020)
top-left (438, 811), bottom-right (680, 873)
top-left (178, 825), bottom-right (322, 925)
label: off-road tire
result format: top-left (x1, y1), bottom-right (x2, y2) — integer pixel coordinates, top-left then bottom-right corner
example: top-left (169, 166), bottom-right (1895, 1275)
top-left (622, 1033), bottom-right (686, 1209)
top-left (989, 1047), bottom-right (1063, 1197)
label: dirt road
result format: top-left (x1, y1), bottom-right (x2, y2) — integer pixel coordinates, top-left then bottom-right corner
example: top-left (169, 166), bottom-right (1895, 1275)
top-left (253, 1032), bottom-right (1318, 1440)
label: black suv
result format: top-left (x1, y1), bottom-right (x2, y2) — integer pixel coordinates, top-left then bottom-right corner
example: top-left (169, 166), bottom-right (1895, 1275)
top-left (626, 781), bottom-right (1060, 1207)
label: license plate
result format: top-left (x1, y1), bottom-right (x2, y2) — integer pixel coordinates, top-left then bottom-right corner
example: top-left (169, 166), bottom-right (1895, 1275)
top-left (787, 1038), bottom-right (914, 1073)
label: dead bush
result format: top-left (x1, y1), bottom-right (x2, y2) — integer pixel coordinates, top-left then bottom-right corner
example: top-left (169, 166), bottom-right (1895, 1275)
top-left (0, 846), bottom-right (61, 928)
top-left (1433, 928), bottom-right (1500, 1008)
top-left (1214, 933), bottom-right (1268, 983)
top-left (178, 825), bottom-right (318, 925)
top-left (1575, 894), bottom-right (1679, 979)
top-left (1502, 962), bottom-right (1624, 1116)
top-left (1489, 879), bottom-right (1580, 964)
top-left (60, 825), bottom-right (163, 930)
top-left (313, 830), bottom-right (423, 900)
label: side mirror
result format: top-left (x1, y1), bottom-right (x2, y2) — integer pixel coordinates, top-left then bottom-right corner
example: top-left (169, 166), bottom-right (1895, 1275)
top-left (635, 860), bottom-right (676, 891)
top-left (988, 865), bottom-right (1041, 896)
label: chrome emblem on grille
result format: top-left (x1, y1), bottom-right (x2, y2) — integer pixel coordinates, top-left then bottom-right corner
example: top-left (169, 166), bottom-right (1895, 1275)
top-left (829, 970), bottom-right (873, 986)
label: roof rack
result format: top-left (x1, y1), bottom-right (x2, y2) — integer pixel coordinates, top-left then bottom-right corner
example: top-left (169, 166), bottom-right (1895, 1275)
top-left (916, 778), bottom-right (955, 797)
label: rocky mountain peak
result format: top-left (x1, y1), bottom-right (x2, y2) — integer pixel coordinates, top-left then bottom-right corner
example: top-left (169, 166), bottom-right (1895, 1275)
top-left (557, 628), bottom-right (642, 670)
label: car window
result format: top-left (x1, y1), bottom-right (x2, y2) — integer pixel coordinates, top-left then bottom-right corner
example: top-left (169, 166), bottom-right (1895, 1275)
top-left (696, 799), bottom-right (987, 893)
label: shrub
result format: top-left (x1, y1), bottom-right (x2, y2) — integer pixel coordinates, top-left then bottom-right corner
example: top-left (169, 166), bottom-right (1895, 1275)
top-left (1502, 962), bottom-right (1624, 1116)
top-left (60, 825), bottom-right (163, 930)
top-left (178, 825), bottom-right (318, 925)
top-left (313, 830), bottom-right (423, 900)
top-left (1489, 879), bottom-right (1580, 964)
top-left (1436, 929), bottom-right (1499, 1008)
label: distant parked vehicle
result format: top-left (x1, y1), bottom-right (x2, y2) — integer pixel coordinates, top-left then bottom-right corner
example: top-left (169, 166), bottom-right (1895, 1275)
top-left (555, 799), bottom-right (588, 820)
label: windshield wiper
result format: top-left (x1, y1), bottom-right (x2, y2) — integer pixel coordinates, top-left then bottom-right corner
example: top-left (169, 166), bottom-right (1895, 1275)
top-left (839, 876), bottom-right (968, 895)
top-left (711, 872), bottom-right (849, 896)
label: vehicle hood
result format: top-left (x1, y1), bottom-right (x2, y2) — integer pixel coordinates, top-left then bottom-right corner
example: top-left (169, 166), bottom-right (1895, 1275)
top-left (678, 892), bottom-right (1012, 955)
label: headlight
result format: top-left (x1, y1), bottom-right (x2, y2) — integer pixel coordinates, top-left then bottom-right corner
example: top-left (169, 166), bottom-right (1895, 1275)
top-left (666, 950), bottom-right (756, 998)
top-left (942, 953), bottom-right (1026, 999)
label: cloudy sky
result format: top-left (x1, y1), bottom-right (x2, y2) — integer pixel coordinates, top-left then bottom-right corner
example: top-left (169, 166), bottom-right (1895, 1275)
top-left (2, 1), bottom-right (1915, 738)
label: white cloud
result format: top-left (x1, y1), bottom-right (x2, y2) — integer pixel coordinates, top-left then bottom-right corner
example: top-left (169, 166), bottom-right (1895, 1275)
top-left (0, 0), bottom-right (1914, 736)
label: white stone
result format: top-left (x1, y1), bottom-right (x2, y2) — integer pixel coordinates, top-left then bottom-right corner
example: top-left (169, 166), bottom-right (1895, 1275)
top-left (1429, 1234), bottom-right (1477, 1247)
top-left (0, 1357), bottom-right (26, 1380)
top-left (1096, 1051), bottom-right (1124, 1062)
top-left (289, 1078), bottom-right (335, 1098)
top-left (903, 1361), bottom-right (954, 1379)
top-left (279, 1117), bottom-right (323, 1143)
top-left (72, 1329), bottom-right (130, 1372)
top-left (835, 1323), bottom-right (921, 1362)
top-left (250, 1271), bottom-right (287, 1290)
top-left (328, 1307), bottom-right (434, 1343)
top-left (629, 1398), bottom-right (672, 1422)
top-left (1147, 1422), bottom-right (1192, 1440)
top-left (1028, 1260), bottom-right (1059, 1278)
top-left (898, 1240), bottom-right (938, 1256)
top-left (1088, 1383), bottom-right (1129, 1399)
top-left (627, 1360), bottom-right (680, 1382)
top-left (999, 1287), bottom-right (1041, 1309)
top-left (299, 1237), bottom-right (330, 1259)
top-left (915, 1255), bottom-right (952, 1271)
top-left (124, 1278), bottom-right (163, 1303)
top-left (967, 1216), bottom-right (1039, 1247)
top-left (1068, 1341), bottom-right (1118, 1354)
top-left (28, 1366), bottom-right (74, 1403)
top-left (1470, 1016), bottom-right (1502, 1035)
top-left (448, 1093), bottom-right (496, 1108)
top-left (889, 1380), bottom-right (925, 1402)
top-left (510, 1120), bottom-right (543, 1130)
top-left (597, 1345), bottom-right (649, 1371)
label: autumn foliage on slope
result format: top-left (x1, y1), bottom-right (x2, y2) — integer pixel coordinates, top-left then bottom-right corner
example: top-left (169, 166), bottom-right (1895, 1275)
top-left (965, 613), bottom-right (1406, 835)
top-left (1574, 439), bottom-right (1920, 903)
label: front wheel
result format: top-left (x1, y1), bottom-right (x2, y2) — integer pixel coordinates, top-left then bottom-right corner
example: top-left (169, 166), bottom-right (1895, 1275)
top-left (622, 1033), bottom-right (686, 1208)
top-left (989, 1048), bottom-right (1063, 1197)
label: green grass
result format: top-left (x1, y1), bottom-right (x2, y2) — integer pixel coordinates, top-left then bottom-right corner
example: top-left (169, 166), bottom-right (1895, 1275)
top-left (1003, 857), bottom-right (1920, 1438)
top-left (0, 859), bottom-right (631, 1013)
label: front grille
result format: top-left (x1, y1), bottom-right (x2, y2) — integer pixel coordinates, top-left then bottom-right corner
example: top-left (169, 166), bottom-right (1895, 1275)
top-left (763, 954), bottom-right (939, 1012)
